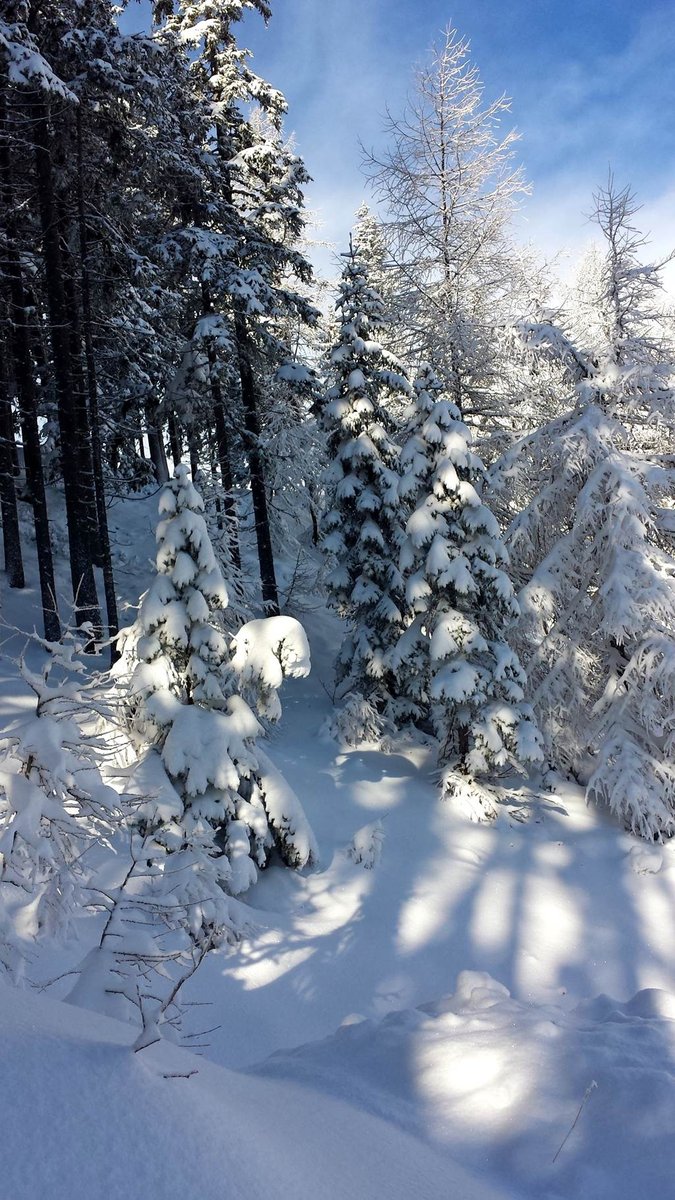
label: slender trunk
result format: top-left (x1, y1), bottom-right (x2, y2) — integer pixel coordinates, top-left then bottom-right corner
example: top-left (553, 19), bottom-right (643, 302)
top-left (208, 437), bottom-right (223, 529)
top-left (200, 282), bottom-right (241, 571)
top-left (0, 93), bottom-right (59, 638)
top-left (234, 312), bottom-right (278, 613)
top-left (211, 112), bottom-right (277, 610)
top-left (144, 400), bottom-right (169, 484)
top-left (59, 213), bottom-right (102, 567)
top-left (188, 434), bottom-right (200, 484)
top-left (0, 343), bottom-right (24, 588)
top-left (76, 109), bottom-right (119, 661)
top-left (167, 410), bottom-right (182, 465)
top-left (30, 90), bottom-right (100, 632)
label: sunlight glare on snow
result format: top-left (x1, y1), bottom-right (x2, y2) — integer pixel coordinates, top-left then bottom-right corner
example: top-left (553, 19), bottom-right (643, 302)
top-left (396, 828), bottom-right (497, 955)
top-left (469, 868), bottom-right (516, 954)
top-left (630, 864), bottom-right (675, 966)
top-left (516, 870), bottom-right (583, 996)
top-left (226, 934), bottom-right (316, 990)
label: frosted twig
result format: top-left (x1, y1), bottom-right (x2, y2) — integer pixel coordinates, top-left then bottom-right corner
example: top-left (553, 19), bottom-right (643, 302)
top-left (552, 1080), bottom-right (598, 1163)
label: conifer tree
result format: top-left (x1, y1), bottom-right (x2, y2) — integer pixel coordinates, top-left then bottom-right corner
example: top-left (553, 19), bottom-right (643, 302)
top-left (363, 25), bottom-right (529, 422)
top-left (395, 365), bottom-right (542, 795)
top-left (493, 181), bottom-right (675, 836)
top-left (119, 465), bottom-right (316, 901)
top-left (321, 244), bottom-right (411, 720)
top-left (152, 0), bottom-right (317, 613)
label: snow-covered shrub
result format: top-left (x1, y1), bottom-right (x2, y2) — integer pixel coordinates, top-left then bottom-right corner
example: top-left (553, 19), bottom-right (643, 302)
top-left (0, 645), bottom-right (120, 977)
top-left (68, 470), bottom-right (317, 1031)
top-left (347, 819), bottom-right (385, 869)
top-left (231, 614), bottom-right (311, 722)
top-left (321, 691), bottom-right (388, 748)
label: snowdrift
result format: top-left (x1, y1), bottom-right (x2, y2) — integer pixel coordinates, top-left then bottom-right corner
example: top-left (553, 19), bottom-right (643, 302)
top-left (0, 979), bottom-right (508, 1200)
top-left (255, 969), bottom-right (675, 1200)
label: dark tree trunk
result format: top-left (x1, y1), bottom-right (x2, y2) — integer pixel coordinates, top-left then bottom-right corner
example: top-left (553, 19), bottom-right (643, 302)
top-left (59, 213), bottom-right (102, 567)
top-left (30, 90), bottom-right (100, 633)
top-left (0, 93), bottom-right (60, 639)
top-left (233, 312), bottom-right (278, 613)
top-left (144, 400), bottom-right (169, 484)
top-left (76, 108), bottom-right (119, 661)
top-left (189, 435), bottom-right (200, 484)
top-left (167, 410), bottom-right (182, 465)
top-left (210, 124), bottom-right (278, 611)
top-left (200, 282), bottom-right (241, 572)
top-left (0, 343), bottom-right (24, 589)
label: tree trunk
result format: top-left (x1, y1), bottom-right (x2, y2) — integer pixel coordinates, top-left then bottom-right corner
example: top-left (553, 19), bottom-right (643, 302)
top-left (0, 92), bottom-right (60, 639)
top-left (30, 90), bottom-right (100, 633)
top-left (76, 108), bottom-right (119, 661)
top-left (210, 116), bottom-right (278, 611)
top-left (0, 343), bottom-right (24, 589)
top-left (189, 435), bottom-right (200, 484)
top-left (59, 214), bottom-right (102, 568)
top-left (144, 400), bottom-right (169, 484)
top-left (167, 410), bottom-right (182, 465)
top-left (200, 283), bottom-right (241, 572)
top-left (234, 312), bottom-right (278, 613)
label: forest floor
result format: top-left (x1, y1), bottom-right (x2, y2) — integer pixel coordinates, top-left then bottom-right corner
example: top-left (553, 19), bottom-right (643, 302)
top-left (2, 491), bottom-right (675, 1200)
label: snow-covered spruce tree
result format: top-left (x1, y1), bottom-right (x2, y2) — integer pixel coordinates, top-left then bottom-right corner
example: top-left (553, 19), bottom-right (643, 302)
top-left (321, 243), bottom-right (412, 726)
top-left (492, 181), bottom-right (675, 837)
top-left (71, 467), bottom-right (315, 1030)
top-left (350, 203), bottom-right (404, 367)
top-left (120, 465), bottom-right (316, 899)
top-left (0, 640), bottom-right (120, 978)
top-left (395, 365), bottom-right (542, 807)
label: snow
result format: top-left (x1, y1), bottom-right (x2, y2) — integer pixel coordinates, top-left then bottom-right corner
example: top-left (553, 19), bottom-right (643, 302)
top-left (231, 615), bottom-right (311, 721)
top-left (1, 493), bottom-right (675, 1200)
top-left (255, 968), bottom-right (675, 1200)
top-left (0, 980), bottom-right (506, 1200)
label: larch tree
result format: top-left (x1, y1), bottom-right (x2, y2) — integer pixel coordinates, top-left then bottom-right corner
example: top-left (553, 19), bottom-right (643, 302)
top-left (363, 25), bottom-right (529, 428)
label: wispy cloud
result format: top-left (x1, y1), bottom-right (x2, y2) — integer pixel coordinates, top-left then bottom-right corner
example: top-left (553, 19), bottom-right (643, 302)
top-left (121, 0), bottom-right (675, 289)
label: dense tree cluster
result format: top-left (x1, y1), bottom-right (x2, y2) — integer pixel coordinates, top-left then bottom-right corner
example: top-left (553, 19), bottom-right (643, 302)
top-left (0, 10), bottom-right (673, 1038)
top-left (0, 0), bottom-right (317, 646)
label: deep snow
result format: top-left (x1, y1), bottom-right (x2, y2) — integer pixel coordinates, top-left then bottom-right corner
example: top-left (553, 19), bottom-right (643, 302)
top-left (2, 489), bottom-right (675, 1200)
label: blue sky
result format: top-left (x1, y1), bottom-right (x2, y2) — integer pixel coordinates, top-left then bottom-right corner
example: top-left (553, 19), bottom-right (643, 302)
top-left (121, 0), bottom-right (675, 282)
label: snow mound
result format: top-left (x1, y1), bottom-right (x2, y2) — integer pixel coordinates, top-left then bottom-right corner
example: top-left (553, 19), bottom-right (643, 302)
top-left (0, 980), bottom-right (508, 1200)
top-left (347, 819), bottom-right (385, 868)
top-left (254, 970), bottom-right (675, 1200)
top-left (231, 615), bottom-right (311, 721)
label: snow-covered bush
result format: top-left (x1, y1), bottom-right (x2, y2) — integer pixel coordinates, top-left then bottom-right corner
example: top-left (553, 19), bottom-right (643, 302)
top-left (0, 644), bottom-right (120, 978)
top-left (321, 691), bottom-right (389, 748)
top-left (347, 819), bottom-right (385, 869)
top-left (231, 614), bottom-right (311, 722)
top-left (67, 469), bottom-right (317, 1031)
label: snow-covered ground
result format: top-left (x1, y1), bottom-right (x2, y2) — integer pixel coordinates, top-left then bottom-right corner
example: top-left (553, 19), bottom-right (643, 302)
top-left (2, 492), bottom-right (675, 1200)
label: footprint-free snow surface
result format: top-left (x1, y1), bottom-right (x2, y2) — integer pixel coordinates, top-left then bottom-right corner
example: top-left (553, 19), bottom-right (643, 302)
top-left (3, 497), bottom-right (675, 1199)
